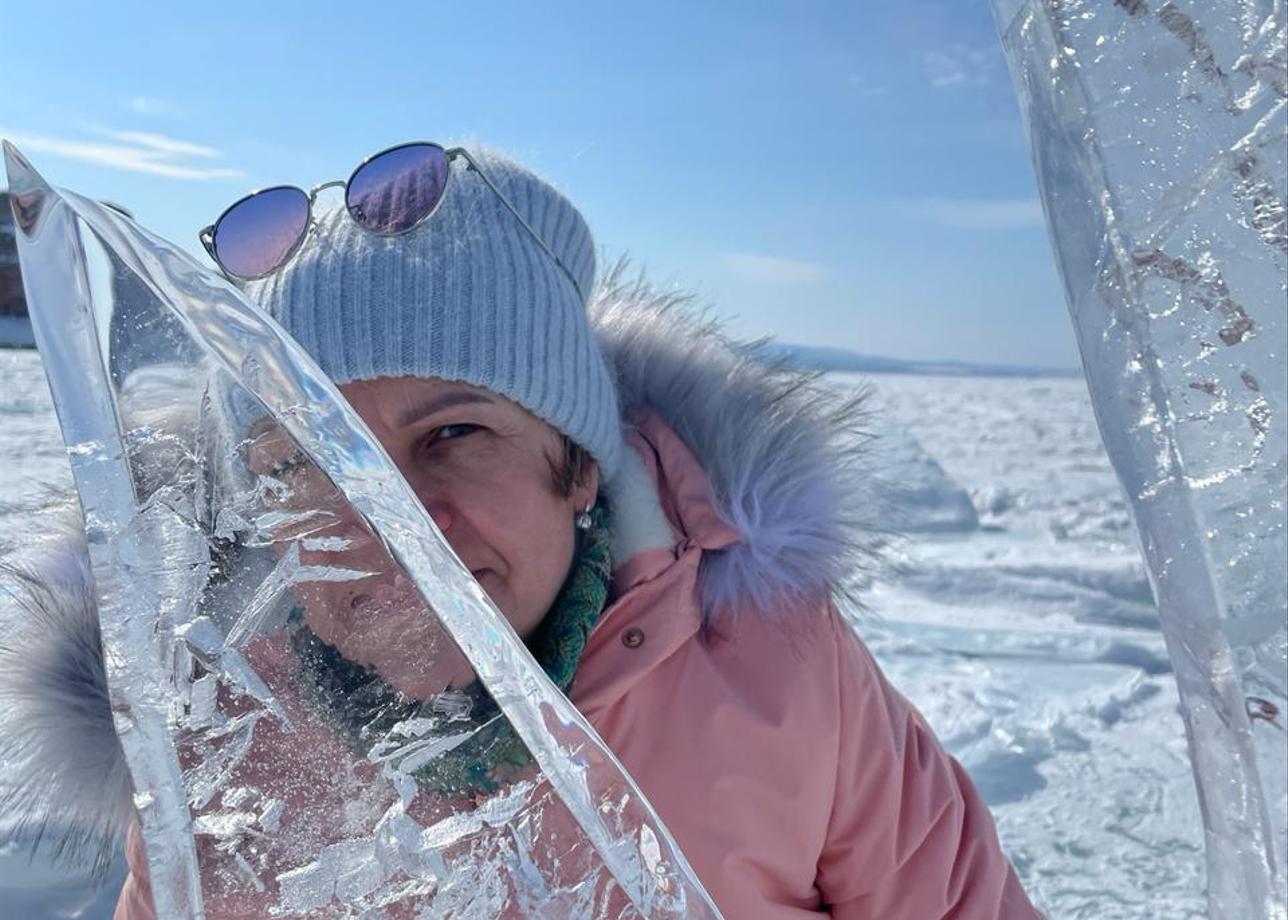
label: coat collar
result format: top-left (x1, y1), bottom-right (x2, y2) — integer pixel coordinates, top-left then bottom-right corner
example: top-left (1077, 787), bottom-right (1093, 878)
top-left (604, 411), bottom-right (740, 587)
top-left (577, 410), bottom-right (753, 720)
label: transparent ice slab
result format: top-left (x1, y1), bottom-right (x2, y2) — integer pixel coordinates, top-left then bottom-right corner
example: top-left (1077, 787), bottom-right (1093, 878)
top-left (3, 141), bottom-right (722, 919)
top-left (988, 2), bottom-right (1287, 917)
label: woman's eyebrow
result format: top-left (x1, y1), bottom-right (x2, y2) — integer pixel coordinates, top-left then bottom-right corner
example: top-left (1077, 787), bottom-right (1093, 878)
top-left (394, 392), bottom-right (495, 427)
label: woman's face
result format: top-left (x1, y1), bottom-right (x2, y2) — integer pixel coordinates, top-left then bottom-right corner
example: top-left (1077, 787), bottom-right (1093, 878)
top-left (247, 376), bottom-right (598, 698)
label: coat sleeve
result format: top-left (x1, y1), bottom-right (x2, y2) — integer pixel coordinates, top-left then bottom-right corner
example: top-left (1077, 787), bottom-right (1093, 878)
top-left (815, 605), bottom-right (1044, 919)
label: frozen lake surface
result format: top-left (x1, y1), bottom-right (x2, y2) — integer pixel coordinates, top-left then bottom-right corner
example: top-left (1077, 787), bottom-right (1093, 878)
top-left (853, 371), bottom-right (1206, 919)
top-left (0, 349), bottom-right (1207, 918)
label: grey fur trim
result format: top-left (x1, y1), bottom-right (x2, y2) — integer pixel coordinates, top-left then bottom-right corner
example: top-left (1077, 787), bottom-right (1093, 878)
top-left (592, 259), bottom-right (886, 621)
top-left (0, 499), bottom-right (131, 873)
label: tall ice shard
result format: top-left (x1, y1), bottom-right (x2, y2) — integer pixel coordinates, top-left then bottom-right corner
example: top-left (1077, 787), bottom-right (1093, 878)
top-left (4, 141), bottom-right (723, 919)
top-left (988, 2), bottom-right (1287, 916)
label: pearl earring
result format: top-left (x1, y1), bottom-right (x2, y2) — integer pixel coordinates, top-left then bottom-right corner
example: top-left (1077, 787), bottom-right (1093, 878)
top-left (575, 503), bottom-right (593, 531)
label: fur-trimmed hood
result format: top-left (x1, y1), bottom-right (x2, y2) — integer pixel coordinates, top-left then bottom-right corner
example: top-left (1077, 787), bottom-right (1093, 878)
top-left (0, 264), bottom-right (883, 871)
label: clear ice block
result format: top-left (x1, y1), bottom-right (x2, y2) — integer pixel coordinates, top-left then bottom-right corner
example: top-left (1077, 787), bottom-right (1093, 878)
top-left (988, 2), bottom-right (1287, 916)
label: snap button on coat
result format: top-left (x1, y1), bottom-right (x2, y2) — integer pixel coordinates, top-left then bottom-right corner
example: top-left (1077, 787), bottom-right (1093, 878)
top-left (621, 627), bottom-right (645, 649)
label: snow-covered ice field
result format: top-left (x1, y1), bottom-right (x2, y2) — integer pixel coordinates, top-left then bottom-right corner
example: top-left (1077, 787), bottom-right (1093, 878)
top-left (0, 348), bottom-right (1209, 919)
top-left (854, 371), bottom-right (1206, 919)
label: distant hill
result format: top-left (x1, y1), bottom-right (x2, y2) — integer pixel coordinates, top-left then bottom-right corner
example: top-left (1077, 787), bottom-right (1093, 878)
top-left (756, 342), bottom-right (1080, 379)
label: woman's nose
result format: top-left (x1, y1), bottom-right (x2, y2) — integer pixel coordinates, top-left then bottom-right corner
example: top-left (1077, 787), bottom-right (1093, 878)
top-left (389, 456), bottom-right (455, 535)
top-left (424, 501), bottom-right (453, 534)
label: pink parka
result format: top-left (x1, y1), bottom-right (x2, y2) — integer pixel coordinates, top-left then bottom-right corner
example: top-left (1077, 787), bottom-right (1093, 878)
top-left (3, 276), bottom-right (1041, 918)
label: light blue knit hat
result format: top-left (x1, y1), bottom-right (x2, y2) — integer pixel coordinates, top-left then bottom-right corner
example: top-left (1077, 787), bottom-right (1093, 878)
top-left (242, 147), bottom-right (623, 479)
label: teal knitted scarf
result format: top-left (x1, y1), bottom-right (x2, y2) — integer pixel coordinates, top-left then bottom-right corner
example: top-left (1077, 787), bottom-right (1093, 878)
top-left (290, 503), bottom-right (612, 798)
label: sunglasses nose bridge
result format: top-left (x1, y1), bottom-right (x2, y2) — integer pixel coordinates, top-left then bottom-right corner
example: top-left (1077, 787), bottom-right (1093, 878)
top-left (308, 179), bottom-right (347, 202)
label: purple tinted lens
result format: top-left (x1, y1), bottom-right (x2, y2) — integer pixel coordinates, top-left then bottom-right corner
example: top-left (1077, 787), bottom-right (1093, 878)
top-left (346, 144), bottom-right (449, 234)
top-left (213, 187), bottom-right (310, 278)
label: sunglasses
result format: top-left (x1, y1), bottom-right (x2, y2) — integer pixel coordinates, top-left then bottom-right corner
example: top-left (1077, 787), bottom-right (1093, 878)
top-left (199, 141), bottom-right (583, 299)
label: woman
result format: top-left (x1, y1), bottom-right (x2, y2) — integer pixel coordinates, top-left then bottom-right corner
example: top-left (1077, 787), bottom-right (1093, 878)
top-left (0, 143), bottom-right (1041, 918)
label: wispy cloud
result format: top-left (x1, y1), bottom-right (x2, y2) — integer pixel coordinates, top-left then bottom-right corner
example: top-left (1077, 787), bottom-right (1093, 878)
top-left (846, 73), bottom-right (889, 98)
top-left (0, 127), bottom-right (242, 180)
top-left (127, 96), bottom-right (185, 118)
top-left (922, 42), bottom-right (1001, 89)
top-left (901, 197), bottom-right (1044, 230)
top-left (720, 251), bottom-right (827, 284)
top-left (102, 130), bottom-right (220, 159)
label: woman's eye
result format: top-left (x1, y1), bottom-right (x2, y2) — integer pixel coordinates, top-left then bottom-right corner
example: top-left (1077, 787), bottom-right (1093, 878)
top-left (429, 423), bottom-right (482, 444)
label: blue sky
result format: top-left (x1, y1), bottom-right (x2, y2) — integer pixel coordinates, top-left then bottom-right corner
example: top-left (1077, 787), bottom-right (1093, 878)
top-left (1, 1), bottom-right (1077, 368)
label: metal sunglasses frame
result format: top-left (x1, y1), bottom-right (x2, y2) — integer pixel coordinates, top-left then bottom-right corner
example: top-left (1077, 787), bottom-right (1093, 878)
top-left (199, 141), bottom-right (584, 300)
